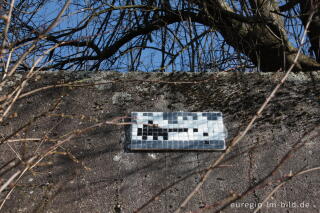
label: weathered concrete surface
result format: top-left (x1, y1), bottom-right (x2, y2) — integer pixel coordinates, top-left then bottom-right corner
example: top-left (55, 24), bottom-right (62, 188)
top-left (0, 71), bottom-right (319, 213)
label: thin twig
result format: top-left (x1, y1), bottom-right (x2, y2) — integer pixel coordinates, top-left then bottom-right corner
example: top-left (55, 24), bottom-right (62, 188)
top-left (253, 182), bottom-right (285, 213)
top-left (253, 166), bottom-right (320, 213)
top-left (0, 171), bottom-right (20, 194)
top-left (0, 0), bottom-right (15, 59)
top-left (5, 138), bottom-right (56, 143)
top-left (0, 156), bottom-right (36, 210)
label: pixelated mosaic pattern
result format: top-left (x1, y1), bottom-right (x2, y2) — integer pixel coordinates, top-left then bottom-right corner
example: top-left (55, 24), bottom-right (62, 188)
top-left (129, 112), bottom-right (226, 150)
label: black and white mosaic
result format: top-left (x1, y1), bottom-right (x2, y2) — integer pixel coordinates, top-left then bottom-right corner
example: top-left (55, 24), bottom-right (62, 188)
top-left (129, 112), bottom-right (226, 150)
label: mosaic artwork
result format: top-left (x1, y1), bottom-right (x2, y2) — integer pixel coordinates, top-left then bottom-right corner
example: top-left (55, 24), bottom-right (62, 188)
top-left (129, 112), bottom-right (226, 150)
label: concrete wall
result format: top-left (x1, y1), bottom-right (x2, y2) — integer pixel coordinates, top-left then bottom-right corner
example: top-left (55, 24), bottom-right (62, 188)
top-left (0, 71), bottom-right (319, 213)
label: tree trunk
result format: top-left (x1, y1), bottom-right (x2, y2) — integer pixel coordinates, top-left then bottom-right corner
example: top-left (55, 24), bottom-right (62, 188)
top-left (194, 0), bottom-right (320, 71)
top-left (299, 0), bottom-right (320, 62)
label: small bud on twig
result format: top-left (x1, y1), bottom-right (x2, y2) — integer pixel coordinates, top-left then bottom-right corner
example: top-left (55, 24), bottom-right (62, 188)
top-left (0, 14), bottom-right (8, 22)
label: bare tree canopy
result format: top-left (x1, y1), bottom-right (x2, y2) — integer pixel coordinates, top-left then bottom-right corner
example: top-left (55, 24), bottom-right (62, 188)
top-left (1, 0), bottom-right (320, 72)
